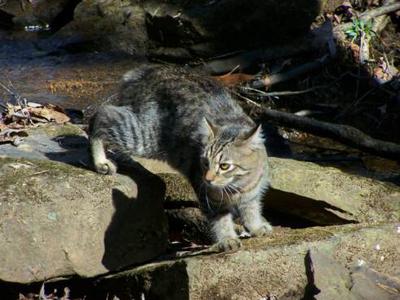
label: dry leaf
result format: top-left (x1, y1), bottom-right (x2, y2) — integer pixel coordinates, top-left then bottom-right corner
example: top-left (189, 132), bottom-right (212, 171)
top-left (29, 104), bottom-right (70, 124)
top-left (29, 106), bottom-right (53, 121)
top-left (0, 128), bottom-right (28, 144)
top-left (214, 73), bottom-right (255, 87)
top-left (45, 104), bottom-right (70, 124)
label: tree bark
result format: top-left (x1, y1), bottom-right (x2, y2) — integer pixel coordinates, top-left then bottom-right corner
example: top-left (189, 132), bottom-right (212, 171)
top-left (259, 108), bottom-right (400, 160)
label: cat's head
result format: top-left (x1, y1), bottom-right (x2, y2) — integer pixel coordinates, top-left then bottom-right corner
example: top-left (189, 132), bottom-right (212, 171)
top-left (200, 118), bottom-right (267, 191)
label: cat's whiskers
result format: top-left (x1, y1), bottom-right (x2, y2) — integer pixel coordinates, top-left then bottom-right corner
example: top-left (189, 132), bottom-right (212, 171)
top-left (229, 183), bottom-right (242, 194)
top-left (222, 186), bottom-right (228, 203)
top-left (219, 188), bottom-right (224, 207)
top-left (223, 186), bottom-right (233, 203)
top-left (226, 185), bottom-right (236, 198)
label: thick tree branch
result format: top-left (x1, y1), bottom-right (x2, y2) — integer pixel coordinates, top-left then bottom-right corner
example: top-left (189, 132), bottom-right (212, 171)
top-left (259, 108), bottom-right (400, 160)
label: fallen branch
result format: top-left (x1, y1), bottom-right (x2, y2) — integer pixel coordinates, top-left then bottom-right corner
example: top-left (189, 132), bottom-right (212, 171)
top-left (258, 108), bottom-right (400, 161)
top-left (372, 0), bottom-right (396, 34)
top-left (250, 55), bottom-right (330, 89)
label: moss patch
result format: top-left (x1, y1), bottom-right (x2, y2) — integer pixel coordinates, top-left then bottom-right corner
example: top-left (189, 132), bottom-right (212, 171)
top-left (159, 173), bottom-right (196, 202)
top-left (29, 123), bottom-right (86, 138)
top-left (0, 157), bottom-right (112, 204)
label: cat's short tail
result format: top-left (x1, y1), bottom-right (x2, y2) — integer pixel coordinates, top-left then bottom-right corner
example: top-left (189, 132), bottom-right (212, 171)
top-left (122, 65), bottom-right (156, 83)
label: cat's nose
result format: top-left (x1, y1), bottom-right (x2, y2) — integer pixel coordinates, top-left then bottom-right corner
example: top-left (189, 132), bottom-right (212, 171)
top-left (204, 170), bottom-right (216, 183)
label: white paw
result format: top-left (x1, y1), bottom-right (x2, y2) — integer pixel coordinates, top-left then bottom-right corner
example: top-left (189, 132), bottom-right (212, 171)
top-left (212, 238), bottom-right (242, 252)
top-left (94, 159), bottom-right (117, 175)
top-left (250, 222), bottom-right (273, 237)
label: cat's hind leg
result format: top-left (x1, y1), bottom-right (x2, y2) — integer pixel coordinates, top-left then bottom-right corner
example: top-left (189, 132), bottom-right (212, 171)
top-left (88, 106), bottom-right (119, 175)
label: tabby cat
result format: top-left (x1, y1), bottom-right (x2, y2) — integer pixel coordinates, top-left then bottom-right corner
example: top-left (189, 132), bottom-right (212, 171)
top-left (89, 65), bottom-right (272, 251)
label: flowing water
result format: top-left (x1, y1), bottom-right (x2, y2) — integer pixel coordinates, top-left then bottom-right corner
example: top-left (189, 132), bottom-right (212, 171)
top-left (0, 34), bottom-right (140, 110)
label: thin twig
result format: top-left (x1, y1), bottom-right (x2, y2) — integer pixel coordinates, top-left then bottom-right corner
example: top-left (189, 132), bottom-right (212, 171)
top-left (241, 71), bottom-right (350, 98)
top-left (337, 86), bottom-right (379, 120)
top-left (0, 81), bottom-right (14, 95)
top-left (0, 79), bottom-right (26, 105)
top-left (30, 170), bottom-right (50, 177)
top-left (241, 85), bottom-right (328, 97)
top-left (335, 2), bottom-right (400, 34)
top-left (231, 90), bottom-right (261, 108)
top-left (226, 65), bottom-right (240, 75)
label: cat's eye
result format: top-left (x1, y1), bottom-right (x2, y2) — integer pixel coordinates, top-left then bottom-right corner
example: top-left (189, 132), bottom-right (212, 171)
top-left (219, 163), bottom-right (231, 171)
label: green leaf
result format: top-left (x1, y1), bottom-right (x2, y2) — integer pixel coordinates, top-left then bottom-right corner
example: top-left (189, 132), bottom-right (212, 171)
top-left (346, 31), bottom-right (357, 37)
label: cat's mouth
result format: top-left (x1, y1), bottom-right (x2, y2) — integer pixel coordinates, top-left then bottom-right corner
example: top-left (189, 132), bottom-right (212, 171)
top-left (206, 182), bottom-right (225, 188)
top-left (203, 177), bottom-right (233, 188)
top-left (203, 179), bottom-right (240, 193)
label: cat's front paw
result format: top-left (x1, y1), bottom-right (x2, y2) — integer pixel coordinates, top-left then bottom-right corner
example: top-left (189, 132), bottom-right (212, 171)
top-left (250, 222), bottom-right (273, 237)
top-left (94, 159), bottom-right (117, 175)
top-left (212, 238), bottom-right (242, 252)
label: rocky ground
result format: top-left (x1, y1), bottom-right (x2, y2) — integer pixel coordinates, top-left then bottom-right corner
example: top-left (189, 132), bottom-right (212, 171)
top-left (0, 124), bottom-right (399, 299)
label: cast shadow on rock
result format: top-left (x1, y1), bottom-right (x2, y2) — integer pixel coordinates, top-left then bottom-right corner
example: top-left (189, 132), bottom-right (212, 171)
top-left (102, 161), bottom-right (169, 271)
top-left (44, 134), bottom-right (91, 168)
top-left (99, 260), bottom-right (190, 300)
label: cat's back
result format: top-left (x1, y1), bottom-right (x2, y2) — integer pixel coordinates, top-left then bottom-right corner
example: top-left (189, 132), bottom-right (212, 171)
top-left (117, 65), bottom-right (237, 112)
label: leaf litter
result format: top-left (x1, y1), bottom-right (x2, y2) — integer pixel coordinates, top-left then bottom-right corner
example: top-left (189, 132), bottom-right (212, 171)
top-left (0, 81), bottom-right (70, 145)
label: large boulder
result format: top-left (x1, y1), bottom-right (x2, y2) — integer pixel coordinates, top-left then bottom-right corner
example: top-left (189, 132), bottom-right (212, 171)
top-left (0, 126), bottom-right (168, 284)
top-left (59, 0), bottom-right (322, 59)
top-left (59, 0), bottom-right (149, 56)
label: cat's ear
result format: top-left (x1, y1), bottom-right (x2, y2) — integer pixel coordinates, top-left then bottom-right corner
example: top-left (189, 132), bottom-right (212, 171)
top-left (202, 117), bottom-right (218, 139)
top-left (242, 124), bottom-right (265, 149)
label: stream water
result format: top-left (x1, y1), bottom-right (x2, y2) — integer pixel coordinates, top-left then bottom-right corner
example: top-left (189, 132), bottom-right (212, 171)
top-left (0, 34), bottom-right (140, 110)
